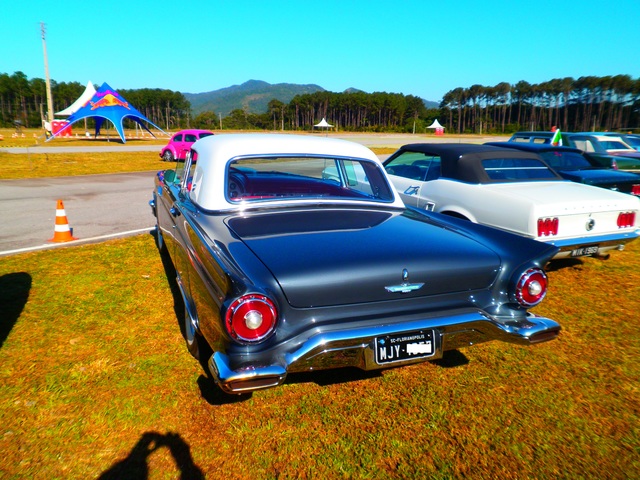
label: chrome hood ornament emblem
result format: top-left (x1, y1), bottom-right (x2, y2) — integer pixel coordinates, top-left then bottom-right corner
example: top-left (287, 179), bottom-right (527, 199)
top-left (385, 268), bottom-right (425, 294)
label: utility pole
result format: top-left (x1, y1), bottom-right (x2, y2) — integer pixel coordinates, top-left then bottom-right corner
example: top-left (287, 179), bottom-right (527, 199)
top-left (41, 22), bottom-right (54, 125)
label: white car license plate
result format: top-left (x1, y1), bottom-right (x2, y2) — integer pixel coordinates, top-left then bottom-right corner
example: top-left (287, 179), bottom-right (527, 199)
top-left (374, 330), bottom-right (435, 365)
top-left (570, 245), bottom-right (599, 257)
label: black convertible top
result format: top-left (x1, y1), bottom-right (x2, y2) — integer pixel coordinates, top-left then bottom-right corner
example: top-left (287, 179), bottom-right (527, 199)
top-left (392, 143), bottom-right (563, 183)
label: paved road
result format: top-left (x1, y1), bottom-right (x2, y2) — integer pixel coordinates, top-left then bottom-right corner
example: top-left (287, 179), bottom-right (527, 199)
top-left (0, 171), bottom-right (157, 256)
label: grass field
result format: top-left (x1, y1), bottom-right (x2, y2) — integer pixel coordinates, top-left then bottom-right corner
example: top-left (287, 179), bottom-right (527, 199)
top-left (1, 233), bottom-right (639, 479)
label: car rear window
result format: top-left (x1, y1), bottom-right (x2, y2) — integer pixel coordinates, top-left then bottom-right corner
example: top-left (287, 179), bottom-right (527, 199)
top-left (226, 156), bottom-right (394, 203)
top-left (383, 151), bottom-right (441, 182)
top-left (510, 136), bottom-right (549, 144)
top-left (482, 158), bottom-right (558, 180)
top-left (623, 136), bottom-right (640, 148)
top-left (601, 140), bottom-right (630, 150)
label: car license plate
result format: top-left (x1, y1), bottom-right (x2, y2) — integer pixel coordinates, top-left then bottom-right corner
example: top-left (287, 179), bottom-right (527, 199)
top-left (570, 245), bottom-right (599, 257)
top-left (374, 330), bottom-right (435, 365)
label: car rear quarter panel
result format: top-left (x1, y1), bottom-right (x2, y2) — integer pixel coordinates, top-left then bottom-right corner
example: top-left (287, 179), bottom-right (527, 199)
top-left (183, 212), bottom-right (290, 353)
top-left (425, 180), bottom-right (537, 237)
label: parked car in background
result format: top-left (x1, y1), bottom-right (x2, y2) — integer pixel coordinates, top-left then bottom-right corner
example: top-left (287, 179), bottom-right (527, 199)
top-left (486, 142), bottom-right (640, 196)
top-left (383, 143), bottom-right (640, 260)
top-left (564, 134), bottom-right (640, 171)
top-left (595, 132), bottom-right (640, 151)
top-left (150, 134), bottom-right (561, 394)
top-left (508, 131), bottom-right (640, 171)
top-left (159, 129), bottom-right (214, 161)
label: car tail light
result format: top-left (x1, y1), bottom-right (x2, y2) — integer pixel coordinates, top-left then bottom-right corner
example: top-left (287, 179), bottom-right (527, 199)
top-left (225, 294), bottom-right (277, 342)
top-left (515, 268), bottom-right (548, 307)
top-left (631, 185), bottom-right (640, 196)
top-left (537, 217), bottom-right (559, 237)
top-left (617, 211), bottom-right (636, 228)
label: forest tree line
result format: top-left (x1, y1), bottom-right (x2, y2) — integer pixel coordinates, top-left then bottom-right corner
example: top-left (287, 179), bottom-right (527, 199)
top-left (1, 71), bottom-right (639, 134)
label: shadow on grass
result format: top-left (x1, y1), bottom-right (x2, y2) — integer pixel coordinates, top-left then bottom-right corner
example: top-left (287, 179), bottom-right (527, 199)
top-left (287, 367), bottom-right (383, 388)
top-left (98, 431), bottom-right (204, 480)
top-left (197, 374), bottom-right (253, 405)
top-left (197, 354), bottom-right (470, 403)
top-left (0, 272), bottom-right (32, 349)
top-left (432, 349), bottom-right (469, 368)
top-left (546, 257), bottom-right (584, 272)
top-left (285, 350), bottom-right (469, 388)
top-left (154, 231), bottom-right (184, 328)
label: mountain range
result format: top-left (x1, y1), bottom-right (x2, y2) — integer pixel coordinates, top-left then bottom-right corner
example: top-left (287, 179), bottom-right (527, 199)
top-left (183, 80), bottom-right (439, 116)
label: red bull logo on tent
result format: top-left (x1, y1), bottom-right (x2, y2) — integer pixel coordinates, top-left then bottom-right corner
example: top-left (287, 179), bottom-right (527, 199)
top-left (90, 92), bottom-right (130, 110)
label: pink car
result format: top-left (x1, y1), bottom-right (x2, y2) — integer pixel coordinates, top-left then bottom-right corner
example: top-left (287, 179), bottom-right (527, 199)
top-left (160, 129), bottom-right (214, 161)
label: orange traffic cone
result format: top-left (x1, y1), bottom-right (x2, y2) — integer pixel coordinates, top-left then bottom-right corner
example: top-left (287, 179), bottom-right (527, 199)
top-left (48, 199), bottom-right (78, 242)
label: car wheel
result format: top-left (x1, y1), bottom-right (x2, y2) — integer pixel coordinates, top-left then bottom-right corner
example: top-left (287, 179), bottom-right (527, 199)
top-left (154, 206), bottom-right (166, 252)
top-left (156, 224), bottom-right (165, 252)
top-left (184, 303), bottom-right (211, 362)
top-left (162, 150), bottom-right (174, 162)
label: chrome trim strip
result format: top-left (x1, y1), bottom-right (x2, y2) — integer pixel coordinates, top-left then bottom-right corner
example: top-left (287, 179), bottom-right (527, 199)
top-left (385, 283), bottom-right (425, 293)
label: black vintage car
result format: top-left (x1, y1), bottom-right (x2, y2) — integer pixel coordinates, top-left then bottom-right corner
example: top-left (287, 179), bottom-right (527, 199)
top-left (150, 134), bottom-right (560, 394)
top-left (486, 141), bottom-right (640, 195)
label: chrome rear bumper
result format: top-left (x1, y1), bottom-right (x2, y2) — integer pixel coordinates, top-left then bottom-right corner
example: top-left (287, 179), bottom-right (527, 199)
top-left (208, 311), bottom-right (560, 394)
top-left (550, 230), bottom-right (639, 259)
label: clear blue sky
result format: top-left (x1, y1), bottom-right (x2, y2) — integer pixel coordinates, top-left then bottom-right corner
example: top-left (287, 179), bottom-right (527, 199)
top-left (2, 0), bottom-right (639, 103)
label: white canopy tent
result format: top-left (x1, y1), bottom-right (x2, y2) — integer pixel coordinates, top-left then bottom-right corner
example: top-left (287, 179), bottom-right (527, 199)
top-left (427, 119), bottom-right (445, 135)
top-left (313, 117), bottom-right (333, 136)
top-left (314, 118), bottom-right (333, 128)
top-left (55, 81), bottom-right (96, 116)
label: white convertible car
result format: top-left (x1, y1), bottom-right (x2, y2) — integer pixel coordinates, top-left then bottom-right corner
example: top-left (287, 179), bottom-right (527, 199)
top-left (383, 143), bottom-right (640, 259)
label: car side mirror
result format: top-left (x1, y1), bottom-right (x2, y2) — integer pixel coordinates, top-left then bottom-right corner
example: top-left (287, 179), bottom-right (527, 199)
top-left (164, 170), bottom-right (177, 183)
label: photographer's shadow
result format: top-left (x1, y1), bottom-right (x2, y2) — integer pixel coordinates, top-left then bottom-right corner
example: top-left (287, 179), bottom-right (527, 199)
top-left (98, 431), bottom-right (203, 480)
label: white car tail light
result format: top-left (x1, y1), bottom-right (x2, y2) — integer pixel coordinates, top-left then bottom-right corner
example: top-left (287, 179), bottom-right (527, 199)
top-left (226, 294), bottom-right (277, 342)
top-left (617, 211), bottom-right (636, 228)
top-left (537, 217), bottom-right (559, 237)
top-left (631, 185), bottom-right (640, 196)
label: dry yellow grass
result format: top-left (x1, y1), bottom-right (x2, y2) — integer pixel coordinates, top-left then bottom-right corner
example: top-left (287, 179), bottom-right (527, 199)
top-left (0, 234), bottom-right (638, 478)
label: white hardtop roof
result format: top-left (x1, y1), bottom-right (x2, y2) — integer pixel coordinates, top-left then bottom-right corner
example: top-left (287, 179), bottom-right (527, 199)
top-left (189, 133), bottom-right (403, 211)
top-left (591, 134), bottom-right (622, 140)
